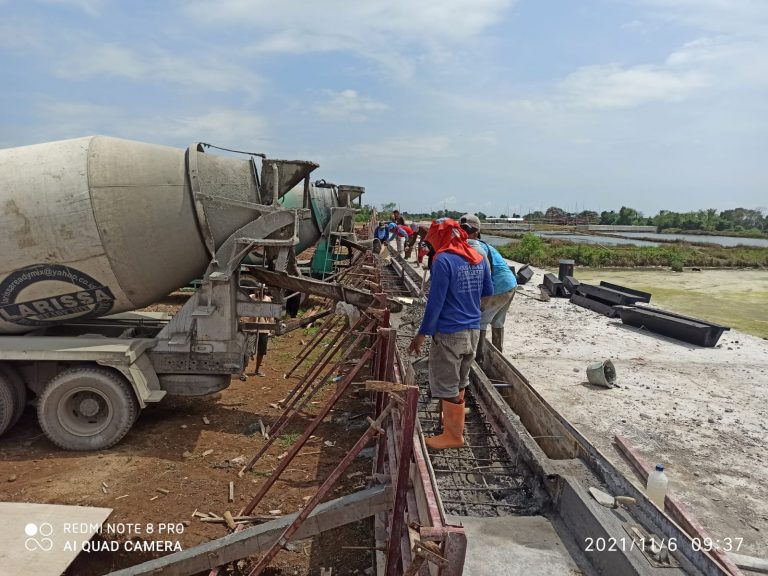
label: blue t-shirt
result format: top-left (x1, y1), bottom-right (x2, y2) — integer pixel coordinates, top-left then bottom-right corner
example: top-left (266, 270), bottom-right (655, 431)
top-left (419, 252), bottom-right (494, 336)
top-left (468, 239), bottom-right (517, 295)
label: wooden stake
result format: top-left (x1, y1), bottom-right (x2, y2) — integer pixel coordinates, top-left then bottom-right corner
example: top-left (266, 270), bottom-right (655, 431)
top-left (364, 380), bottom-right (411, 393)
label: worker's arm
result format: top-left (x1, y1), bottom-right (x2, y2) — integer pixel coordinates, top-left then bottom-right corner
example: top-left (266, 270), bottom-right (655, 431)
top-left (418, 254), bottom-right (449, 336)
top-left (481, 258), bottom-right (494, 297)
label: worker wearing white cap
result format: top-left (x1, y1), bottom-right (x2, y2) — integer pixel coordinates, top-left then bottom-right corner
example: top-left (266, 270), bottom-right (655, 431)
top-left (460, 213), bottom-right (517, 358)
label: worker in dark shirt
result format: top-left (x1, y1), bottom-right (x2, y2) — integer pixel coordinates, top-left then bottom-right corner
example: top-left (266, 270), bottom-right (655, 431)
top-left (404, 222), bottom-right (430, 261)
top-left (408, 219), bottom-right (493, 449)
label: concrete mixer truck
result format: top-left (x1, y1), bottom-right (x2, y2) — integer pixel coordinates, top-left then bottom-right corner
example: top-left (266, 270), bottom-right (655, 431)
top-left (0, 136), bottom-right (382, 450)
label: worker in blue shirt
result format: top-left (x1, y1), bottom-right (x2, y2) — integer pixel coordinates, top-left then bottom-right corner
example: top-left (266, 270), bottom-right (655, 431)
top-left (373, 221), bottom-right (389, 243)
top-left (409, 219), bottom-right (493, 450)
top-left (460, 213), bottom-right (517, 357)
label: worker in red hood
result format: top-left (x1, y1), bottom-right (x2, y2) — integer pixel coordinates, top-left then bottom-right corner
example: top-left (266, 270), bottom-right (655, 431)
top-left (408, 219), bottom-right (493, 449)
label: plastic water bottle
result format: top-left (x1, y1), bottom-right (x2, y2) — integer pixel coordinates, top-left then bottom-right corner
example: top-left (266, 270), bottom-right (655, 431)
top-left (646, 464), bottom-right (668, 508)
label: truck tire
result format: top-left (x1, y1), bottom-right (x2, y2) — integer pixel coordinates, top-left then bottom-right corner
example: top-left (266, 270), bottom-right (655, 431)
top-left (37, 366), bottom-right (139, 451)
top-left (0, 374), bottom-right (15, 437)
top-left (0, 365), bottom-right (28, 428)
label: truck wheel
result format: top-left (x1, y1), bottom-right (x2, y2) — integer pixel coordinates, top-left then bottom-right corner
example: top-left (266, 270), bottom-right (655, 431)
top-left (0, 374), bottom-right (15, 437)
top-left (0, 365), bottom-right (28, 428)
top-left (37, 366), bottom-right (139, 451)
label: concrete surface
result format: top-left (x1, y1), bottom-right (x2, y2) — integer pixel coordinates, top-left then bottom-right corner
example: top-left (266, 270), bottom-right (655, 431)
top-left (448, 515), bottom-right (581, 575)
top-left (499, 261), bottom-right (768, 558)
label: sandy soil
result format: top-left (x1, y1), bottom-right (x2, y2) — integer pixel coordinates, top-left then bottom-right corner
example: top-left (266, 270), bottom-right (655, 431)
top-left (0, 301), bottom-right (375, 575)
top-left (499, 261), bottom-right (768, 558)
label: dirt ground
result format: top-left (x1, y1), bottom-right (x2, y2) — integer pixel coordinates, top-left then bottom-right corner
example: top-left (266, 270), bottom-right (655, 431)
top-left (0, 296), bottom-right (376, 575)
top-left (499, 261), bottom-right (768, 559)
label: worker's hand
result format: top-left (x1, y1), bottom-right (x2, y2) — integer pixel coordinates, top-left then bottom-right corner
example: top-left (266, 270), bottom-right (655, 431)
top-left (408, 333), bottom-right (426, 356)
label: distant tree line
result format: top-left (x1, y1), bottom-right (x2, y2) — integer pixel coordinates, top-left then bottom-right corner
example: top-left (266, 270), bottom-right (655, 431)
top-left (358, 202), bottom-right (767, 235)
top-left (523, 206), bottom-right (767, 234)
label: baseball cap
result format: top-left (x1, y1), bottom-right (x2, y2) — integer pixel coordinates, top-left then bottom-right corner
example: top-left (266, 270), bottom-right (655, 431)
top-left (459, 213), bottom-right (481, 232)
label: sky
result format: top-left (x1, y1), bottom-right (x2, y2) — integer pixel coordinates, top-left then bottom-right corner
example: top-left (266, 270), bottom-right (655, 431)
top-left (1, 0), bottom-right (766, 217)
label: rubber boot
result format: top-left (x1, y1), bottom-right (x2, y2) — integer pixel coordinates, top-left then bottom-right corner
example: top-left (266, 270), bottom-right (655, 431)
top-left (438, 388), bottom-right (464, 430)
top-left (491, 327), bottom-right (504, 351)
top-left (426, 399), bottom-right (465, 450)
top-left (475, 330), bottom-right (486, 361)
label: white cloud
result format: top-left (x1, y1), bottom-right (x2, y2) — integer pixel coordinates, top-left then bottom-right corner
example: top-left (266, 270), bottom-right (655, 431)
top-left (39, 100), bottom-right (115, 118)
top-left (634, 0), bottom-right (768, 33)
top-left (54, 44), bottom-right (147, 79)
top-left (35, 0), bottom-right (106, 16)
top-left (665, 37), bottom-right (741, 67)
top-left (32, 100), bottom-right (118, 140)
top-left (351, 135), bottom-right (455, 161)
top-left (185, 0), bottom-right (516, 80)
top-left (33, 100), bottom-right (269, 150)
top-left (560, 63), bottom-right (710, 109)
top-left (663, 36), bottom-right (768, 88)
top-left (137, 109), bottom-right (269, 147)
top-left (186, 0), bottom-right (514, 41)
top-left (313, 90), bottom-right (388, 122)
top-left (52, 43), bottom-right (264, 98)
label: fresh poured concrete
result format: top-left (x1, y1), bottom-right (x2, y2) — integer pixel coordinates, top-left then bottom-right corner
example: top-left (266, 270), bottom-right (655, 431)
top-left (448, 515), bottom-right (580, 575)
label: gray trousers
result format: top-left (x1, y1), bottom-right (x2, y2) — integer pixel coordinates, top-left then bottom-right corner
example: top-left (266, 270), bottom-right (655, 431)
top-left (428, 329), bottom-right (480, 398)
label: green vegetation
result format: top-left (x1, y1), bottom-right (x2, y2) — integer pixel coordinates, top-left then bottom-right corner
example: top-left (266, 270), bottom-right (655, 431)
top-left (659, 228), bottom-right (768, 240)
top-left (278, 431), bottom-right (301, 449)
top-left (518, 205), bottom-right (768, 238)
top-left (650, 207), bottom-right (767, 235)
top-left (497, 233), bottom-right (768, 269)
top-left (354, 204), bottom-right (374, 222)
top-left (303, 323), bottom-right (322, 337)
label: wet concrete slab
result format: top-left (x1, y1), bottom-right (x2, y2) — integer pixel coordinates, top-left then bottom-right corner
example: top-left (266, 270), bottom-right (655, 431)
top-left (448, 515), bottom-right (579, 575)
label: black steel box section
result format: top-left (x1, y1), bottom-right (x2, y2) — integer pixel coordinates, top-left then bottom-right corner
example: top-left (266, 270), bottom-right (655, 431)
top-left (576, 283), bottom-right (647, 306)
top-left (615, 305), bottom-right (730, 347)
top-left (543, 273), bottom-right (567, 298)
top-left (558, 259), bottom-right (574, 281)
top-left (563, 276), bottom-right (580, 294)
top-left (599, 281), bottom-right (651, 303)
top-left (569, 294), bottom-right (619, 318)
top-left (516, 265), bottom-right (534, 285)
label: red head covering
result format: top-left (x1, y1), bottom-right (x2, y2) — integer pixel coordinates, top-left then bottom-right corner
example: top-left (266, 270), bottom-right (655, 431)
top-left (424, 218), bottom-right (483, 265)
